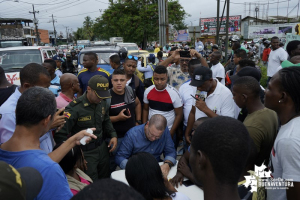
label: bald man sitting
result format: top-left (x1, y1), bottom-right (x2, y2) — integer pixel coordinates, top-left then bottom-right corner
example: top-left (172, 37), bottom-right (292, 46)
top-left (56, 73), bottom-right (81, 109)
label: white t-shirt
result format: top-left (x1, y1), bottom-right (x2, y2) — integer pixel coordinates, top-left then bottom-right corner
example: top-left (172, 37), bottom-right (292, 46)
top-left (179, 80), bottom-right (197, 126)
top-left (126, 78), bottom-right (132, 86)
top-left (144, 84), bottom-right (183, 130)
top-left (171, 192), bottom-right (190, 200)
top-left (211, 62), bottom-right (225, 85)
top-left (194, 79), bottom-right (235, 119)
top-left (267, 117), bottom-right (300, 200)
top-left (267, 48), bottom-right (288, 77)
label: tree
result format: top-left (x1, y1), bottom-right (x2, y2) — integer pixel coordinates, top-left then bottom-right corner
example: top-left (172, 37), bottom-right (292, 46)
top-left (83, 16), bottom-right (94, 40)
top-left (93, 0), bottom-right (189, 48)
top-left (73, 16), bottom-right (95, 42)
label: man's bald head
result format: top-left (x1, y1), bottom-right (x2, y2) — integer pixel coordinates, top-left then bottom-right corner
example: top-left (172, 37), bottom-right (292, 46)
top-left (148, 114), bottom-right (167, 131)
top-left (60, 73), bottom-right (78, 90)
top-left (290, 55), bottom-right (300, 64)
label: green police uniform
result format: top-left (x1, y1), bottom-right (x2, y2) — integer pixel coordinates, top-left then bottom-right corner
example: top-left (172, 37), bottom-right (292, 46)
top-left (54, 76), bottom-right (117, 180)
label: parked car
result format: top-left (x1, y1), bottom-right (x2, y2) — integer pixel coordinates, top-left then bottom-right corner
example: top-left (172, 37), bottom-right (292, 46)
top-left (0, 46), bottom-right (56, 85)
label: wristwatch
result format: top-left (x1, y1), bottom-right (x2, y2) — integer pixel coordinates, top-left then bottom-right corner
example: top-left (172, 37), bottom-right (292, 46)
top-left (136, 120), bottom-right (142, 125)
top-left (164, 161), bottom-right (173, 168)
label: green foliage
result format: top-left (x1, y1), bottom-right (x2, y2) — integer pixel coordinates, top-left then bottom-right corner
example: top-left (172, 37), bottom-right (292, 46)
top-left (92, 0), bottom-right (188, 45)
top-left (73, 16), bottom-right (94, 42)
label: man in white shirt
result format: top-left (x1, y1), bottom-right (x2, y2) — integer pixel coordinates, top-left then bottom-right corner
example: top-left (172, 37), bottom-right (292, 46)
top-left (267, 36), bottom-right (288, 84)
top-left (195, 38), bottom-right (204, 53)
top-left (210, 51), bottom-right (225, 85)
top-left (184, 66), bottom-right (235, 145)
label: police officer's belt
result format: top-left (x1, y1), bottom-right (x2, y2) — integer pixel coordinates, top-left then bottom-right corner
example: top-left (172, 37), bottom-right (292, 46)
top-left (81, 138), bottom-right (103, 151)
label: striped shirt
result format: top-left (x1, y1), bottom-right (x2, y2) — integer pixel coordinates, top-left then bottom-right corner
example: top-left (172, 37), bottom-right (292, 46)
top-left (144, 85), bottom-right (182, 130)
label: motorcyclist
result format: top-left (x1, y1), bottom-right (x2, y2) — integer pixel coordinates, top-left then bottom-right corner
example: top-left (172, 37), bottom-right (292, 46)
top-left (61, 53), bottom-right (75, 74)
top-left (53, 50), bottom-right (65, 62)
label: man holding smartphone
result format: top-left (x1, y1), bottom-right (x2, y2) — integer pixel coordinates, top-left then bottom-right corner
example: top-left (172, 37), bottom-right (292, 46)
top-left (109, 69), bottom-right (142, 171)
top-left (184, 66), bottom-right (235, 145)
top-left (160, 49), bottom-right (208, 90)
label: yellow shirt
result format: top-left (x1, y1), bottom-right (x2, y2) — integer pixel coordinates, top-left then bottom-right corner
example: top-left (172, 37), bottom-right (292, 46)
top-left (154, 47), bottom-right (160, 53)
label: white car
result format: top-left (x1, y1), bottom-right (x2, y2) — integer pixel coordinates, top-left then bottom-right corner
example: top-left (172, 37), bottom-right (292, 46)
top-left (0, 46), bottom-right (56, 85)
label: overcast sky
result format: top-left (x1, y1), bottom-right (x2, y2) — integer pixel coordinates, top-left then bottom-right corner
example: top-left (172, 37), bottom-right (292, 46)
top-left (0, 0), bottom-right (298, 37)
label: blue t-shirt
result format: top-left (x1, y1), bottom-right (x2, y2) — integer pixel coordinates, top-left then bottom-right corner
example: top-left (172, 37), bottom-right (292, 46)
top-left (77, 68), bottom-right (110, 93)
top-left (0, 149), bottom-right (72, 200)
top-left (49, 75), bottom-right (61, 97)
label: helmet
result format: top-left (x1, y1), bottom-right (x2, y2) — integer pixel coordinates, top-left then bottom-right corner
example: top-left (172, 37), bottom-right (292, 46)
top-left (212, 44), bottom-right (219, 49)
top-left (58, 50), bottom-right (63, 55)
top-left (66, 52), bottom-right (71, 58)
top-left (71, 49), bottom-right (76, 53)
top-left (118, 47), bottom-right (128, 60)
top-left (231, 35), bottom-right (240, 42)
top-left (198, 46), bottom-right (204, 51)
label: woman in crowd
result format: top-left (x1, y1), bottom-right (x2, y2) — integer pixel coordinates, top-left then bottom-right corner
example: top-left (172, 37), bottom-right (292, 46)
top-left (264, 67), bottom-right (300, 200)
top-left (125, 152), bottom-right (190, 200)
top-left (54, 143), bottom-right (93, 195)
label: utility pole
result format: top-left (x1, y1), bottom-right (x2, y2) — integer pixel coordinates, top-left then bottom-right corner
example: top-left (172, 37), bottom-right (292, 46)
top-left (225, 0), bottom-right (230, 63)
top-left (29, 4), bottom-right (40, 45)
top-left (49, 14), bottom-right (57, 45)
top-left (65, 26), bottom-right (69, 48)
top-left (158, 0), bottom-right (166, 48)
top-left (165, 0), bottom-right (169, 45)
top-left (216, 0), bottom-right (220, 46)
top-left (297, 0), bottom-right (300, 20)
top-left (255, 7), bottom-right (259, 25)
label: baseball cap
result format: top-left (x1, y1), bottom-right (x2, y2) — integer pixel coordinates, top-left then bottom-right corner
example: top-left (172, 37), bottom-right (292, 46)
top-left (0, 161), bottom-right (43, 200)
top-left (190, 67), bottom-right (212, 87)
top-left (88, 75), bottom-right (111, 99)
top-left (230, 67), bottom-right (262, 82)
top-left (281, 60), bottom-right (300, 68)
top-left (148, 54), bottom-right (155, 63)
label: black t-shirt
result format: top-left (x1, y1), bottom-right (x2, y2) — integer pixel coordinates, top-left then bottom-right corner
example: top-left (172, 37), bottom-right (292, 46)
top-left (0, 85), bottom-right (17, 106)
top-left (109, 89), bottom-right (136, 138)
top-left (61, 61), bottom-right (75, 73)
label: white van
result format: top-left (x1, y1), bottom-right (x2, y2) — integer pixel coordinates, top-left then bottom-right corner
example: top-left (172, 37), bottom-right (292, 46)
top-left (0, 46), bottom-right (56, 85)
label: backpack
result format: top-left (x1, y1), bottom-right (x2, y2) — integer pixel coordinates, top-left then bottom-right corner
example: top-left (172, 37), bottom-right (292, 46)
top-left (106, 86), bottom-right (135, 108)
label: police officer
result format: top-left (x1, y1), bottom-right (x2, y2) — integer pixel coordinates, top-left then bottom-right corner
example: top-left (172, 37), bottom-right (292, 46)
top-left (54, 75), bottom-right (118, 180)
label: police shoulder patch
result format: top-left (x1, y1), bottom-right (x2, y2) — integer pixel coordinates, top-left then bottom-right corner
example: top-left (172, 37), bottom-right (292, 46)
top-left (69, 99), bottom-right (82, 107)
top-left (64, 112), bottom-right (71, 119)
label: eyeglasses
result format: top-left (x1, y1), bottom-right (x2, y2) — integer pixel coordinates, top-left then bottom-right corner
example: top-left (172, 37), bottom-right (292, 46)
top-left (127, 55), bottom-right (138, 61)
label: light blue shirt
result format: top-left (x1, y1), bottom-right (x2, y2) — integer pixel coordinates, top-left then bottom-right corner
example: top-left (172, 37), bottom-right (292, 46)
top-left (55, 69), bottom-right (63, 78)
top-left (0, 87), bottom-right (54, 153)
top-left (137, 61), bottom-right (154, 79)
top-left (49, 75), bottom-right (61, 97)
top-left (195, 41), bottom-right (204, 52)
top-left (115, 124), bottom-right (176, 169)
top-left (0, 148), bottom-right (73, 200)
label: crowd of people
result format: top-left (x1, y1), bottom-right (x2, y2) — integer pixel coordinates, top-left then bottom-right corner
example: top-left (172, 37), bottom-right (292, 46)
top-left (0, 35), bottom-right (300, 200)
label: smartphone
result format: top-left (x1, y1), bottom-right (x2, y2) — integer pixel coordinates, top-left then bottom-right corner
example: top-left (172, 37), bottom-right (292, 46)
top-left (182, 180), bottom-right (194, 187)
top-left (179, 51), bottom-right (191, 58)
top-left (190, 94), bottom-right (198, 101)
top-left (124, 108), bottom-right (131, 116)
